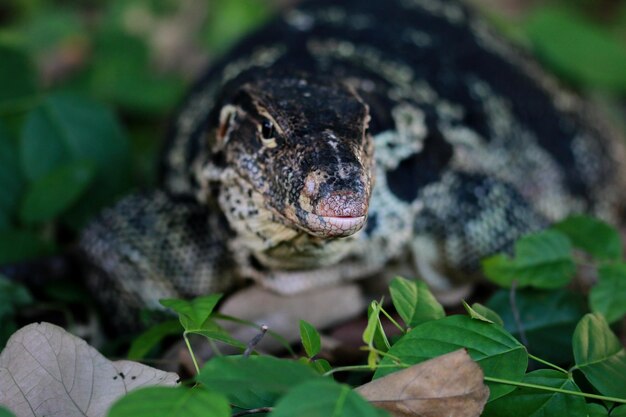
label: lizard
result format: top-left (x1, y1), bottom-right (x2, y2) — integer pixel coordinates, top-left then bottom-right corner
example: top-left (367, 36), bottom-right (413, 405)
top-left (79, 0), bottom-right (626, 329)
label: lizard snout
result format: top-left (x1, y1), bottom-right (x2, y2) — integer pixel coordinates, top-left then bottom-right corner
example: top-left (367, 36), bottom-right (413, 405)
top-left (300, 175), bottom-right (369, 237)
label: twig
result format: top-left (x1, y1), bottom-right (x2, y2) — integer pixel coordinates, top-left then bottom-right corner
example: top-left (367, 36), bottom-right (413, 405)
top-left (244, 325), bottom-right (268, 357)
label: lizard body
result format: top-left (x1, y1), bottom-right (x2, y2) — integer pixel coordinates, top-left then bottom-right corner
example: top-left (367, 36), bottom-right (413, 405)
top-left (81, 0), bottom-right (626, 327)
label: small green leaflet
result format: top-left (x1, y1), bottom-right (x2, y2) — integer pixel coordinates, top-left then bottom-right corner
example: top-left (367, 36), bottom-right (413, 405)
top-left (590, 263), bottom-right (626, 323)
top-left (389, 276), bottom-right (444, 328)
top-left (160, 294), bottom-right (222, 330)
top-left (463, 301), bottom-right (503, 325)
top-left (299, 320), bottom-right (321, 358)
top-left (572, 313), bottom-right (626, 398)
top-left (482, 230), bottom-right (575, 289)
top-left (553, 215), bottom-right (622, 261)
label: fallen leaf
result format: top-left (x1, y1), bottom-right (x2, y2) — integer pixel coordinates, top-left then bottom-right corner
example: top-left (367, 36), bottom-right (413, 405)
top-left (356, 349), bottom-right (489, 417)
top-left (0, 322), bottom-right (179, 417)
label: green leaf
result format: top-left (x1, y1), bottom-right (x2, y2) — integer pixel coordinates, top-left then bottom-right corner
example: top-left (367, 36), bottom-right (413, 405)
top-left (0, 406), bottom-right (16, 417)
top-left (87, 32), bottom-right (185, 114)
top-left (107, 386), bottom-right (230, 417)
top-left (197, 355), bottom-right (320, 409)
top-left (19, 160), bottom-right (95, 224)
top-left (203, 0), bottom-right (273, 54)
top-left (573, 313), bottom-right (626, 398)
top-left (0, 229), bottom-right (55, 264)
top-left (525, 7), bottom-right (626, 92)
top-left (553, 215), bottom-right (622, 261)
top-left (0, 122), bottom-right (23, 228)
top-left (20, 93), bottom-right (131, 227)
top-left (375, 315), bottom-right (528, 401)
top-left (612, 404), bottom-right (626, 417)
top-left (0, 44), bottom-right (38, 109)
top-left (187, 325), bottom-right (246, 350)
top-left (159, 294), bottom-right (222, 330)
top-left (482, 230), bottom-right (575, 289)
top-left (270, 379), bottom-right (388, 417)
top-left (586, 403), bottom-right (609, 417)
top-left (483, 370), bottom-right (586, 417)
top-left (363, 301), bottom-right (390, 368)
top-left (127, 320), bottom-right (182, 360)
top-left (590, 263), bottom-right (626, 323)
top-left (389, 276), bottom-right (445, 327)
top-left (310, 359), bottom-right (332, 375)
top-left (463, 301), bottom-right (504, 325)
top-left (486, 289), bottom-right (587, 364)
top-left (0, 275), bottom-right (33, 317)
top-left (299, 320), bottom-right (321, 358)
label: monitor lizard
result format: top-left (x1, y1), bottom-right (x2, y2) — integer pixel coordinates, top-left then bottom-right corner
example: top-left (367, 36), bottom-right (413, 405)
top-left (80, 0), bottom-right (626, 328)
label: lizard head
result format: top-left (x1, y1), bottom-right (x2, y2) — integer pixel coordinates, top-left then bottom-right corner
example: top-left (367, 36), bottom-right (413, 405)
top-left (212, 75), bottom-right (374, 239)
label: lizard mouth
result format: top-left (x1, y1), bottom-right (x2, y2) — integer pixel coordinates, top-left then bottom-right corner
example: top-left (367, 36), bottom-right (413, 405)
top-left (305, 213), bottom-right (367, 238)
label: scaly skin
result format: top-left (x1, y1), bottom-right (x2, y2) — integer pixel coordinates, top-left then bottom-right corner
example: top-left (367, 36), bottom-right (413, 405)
top-left (81, 0), bottom-right (626, 329)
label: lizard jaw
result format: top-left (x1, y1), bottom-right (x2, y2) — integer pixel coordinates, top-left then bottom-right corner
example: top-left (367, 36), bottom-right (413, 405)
top-left (305, 213), bottom-right (367, 238)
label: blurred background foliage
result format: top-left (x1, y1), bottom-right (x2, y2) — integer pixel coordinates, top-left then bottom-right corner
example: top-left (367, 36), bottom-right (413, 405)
top-left (0, 0), bottom-right (625, 343)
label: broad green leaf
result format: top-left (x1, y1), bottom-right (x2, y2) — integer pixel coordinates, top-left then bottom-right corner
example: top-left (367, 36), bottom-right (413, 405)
top-left (463, 301), bottom-right (503, 325)
top-left (525, 7), bottom-right (626, 92)
top-left (20, 93), bottom-right (131, 227)
top-left (389, 276), bottom-right (444, 327)
top-left (0, 122), bottom-right (23, 229)
top-left (0, 406), bottom-right (16, 417)
top-left (87, 32), bottom-right (185, 114)
top-left (299, 320), bottom-right (321, 358)
top-left (573, 313), bottom-right (626, 398)
top-left (486, 289), bottom-right (586, 364)
top-left (159, 294), bottom-right (222, 330)
top-left (375, 315), bottom-right (528, 401)
top-left (127, 320), bottom-right (182, 360)
top-left (0, 229), bottom-right (55, 264)
top-left (19, 160), bottom-right (95, 224)
top-left (197, 355), bottom-right (320, 409)
top-left (270, 379), bottom-right (387, 417)
top-left (590, 263), bottom-right (626, 323)
top-left (0, 44), bottom-right (38, 108)
top-left (482, 230), bottom-right (575, 289)
top-left (586, 403), bottom-right (609, 417)
top-left (483, 370), bottom-right (586, 417)
top-left (107, 387), bottom-right (230, 417)
top-left (553, 215), bottom-right (622, 261)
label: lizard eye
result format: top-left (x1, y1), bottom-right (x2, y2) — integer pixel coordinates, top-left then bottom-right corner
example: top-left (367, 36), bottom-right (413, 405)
top-left (261, 118), bottom-right (274, 139)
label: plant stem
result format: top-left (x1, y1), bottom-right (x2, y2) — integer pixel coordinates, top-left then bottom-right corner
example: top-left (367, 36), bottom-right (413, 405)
top-left (379, 306), bottom-right (406, 333)
top-left (484, 376), bottom-right (626, 404)
top-left (509, 281), bottom-right (529, 347)
top-left (527, 354), bottom-right (568, 374)
top-left (183, 331), bottom-right (201, 375)
top-left (323, 363), bottom-right (406, 376)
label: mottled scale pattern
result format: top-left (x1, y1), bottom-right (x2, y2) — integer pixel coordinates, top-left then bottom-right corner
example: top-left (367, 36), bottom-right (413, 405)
top-left (81, 0), bottom-right (626, 327)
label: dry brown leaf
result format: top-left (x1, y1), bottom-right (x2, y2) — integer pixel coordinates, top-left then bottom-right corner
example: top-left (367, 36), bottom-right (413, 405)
top-left (0, 322), bottom-right (179, 417)
top-left (356, 349), bottom-right (489, 417)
